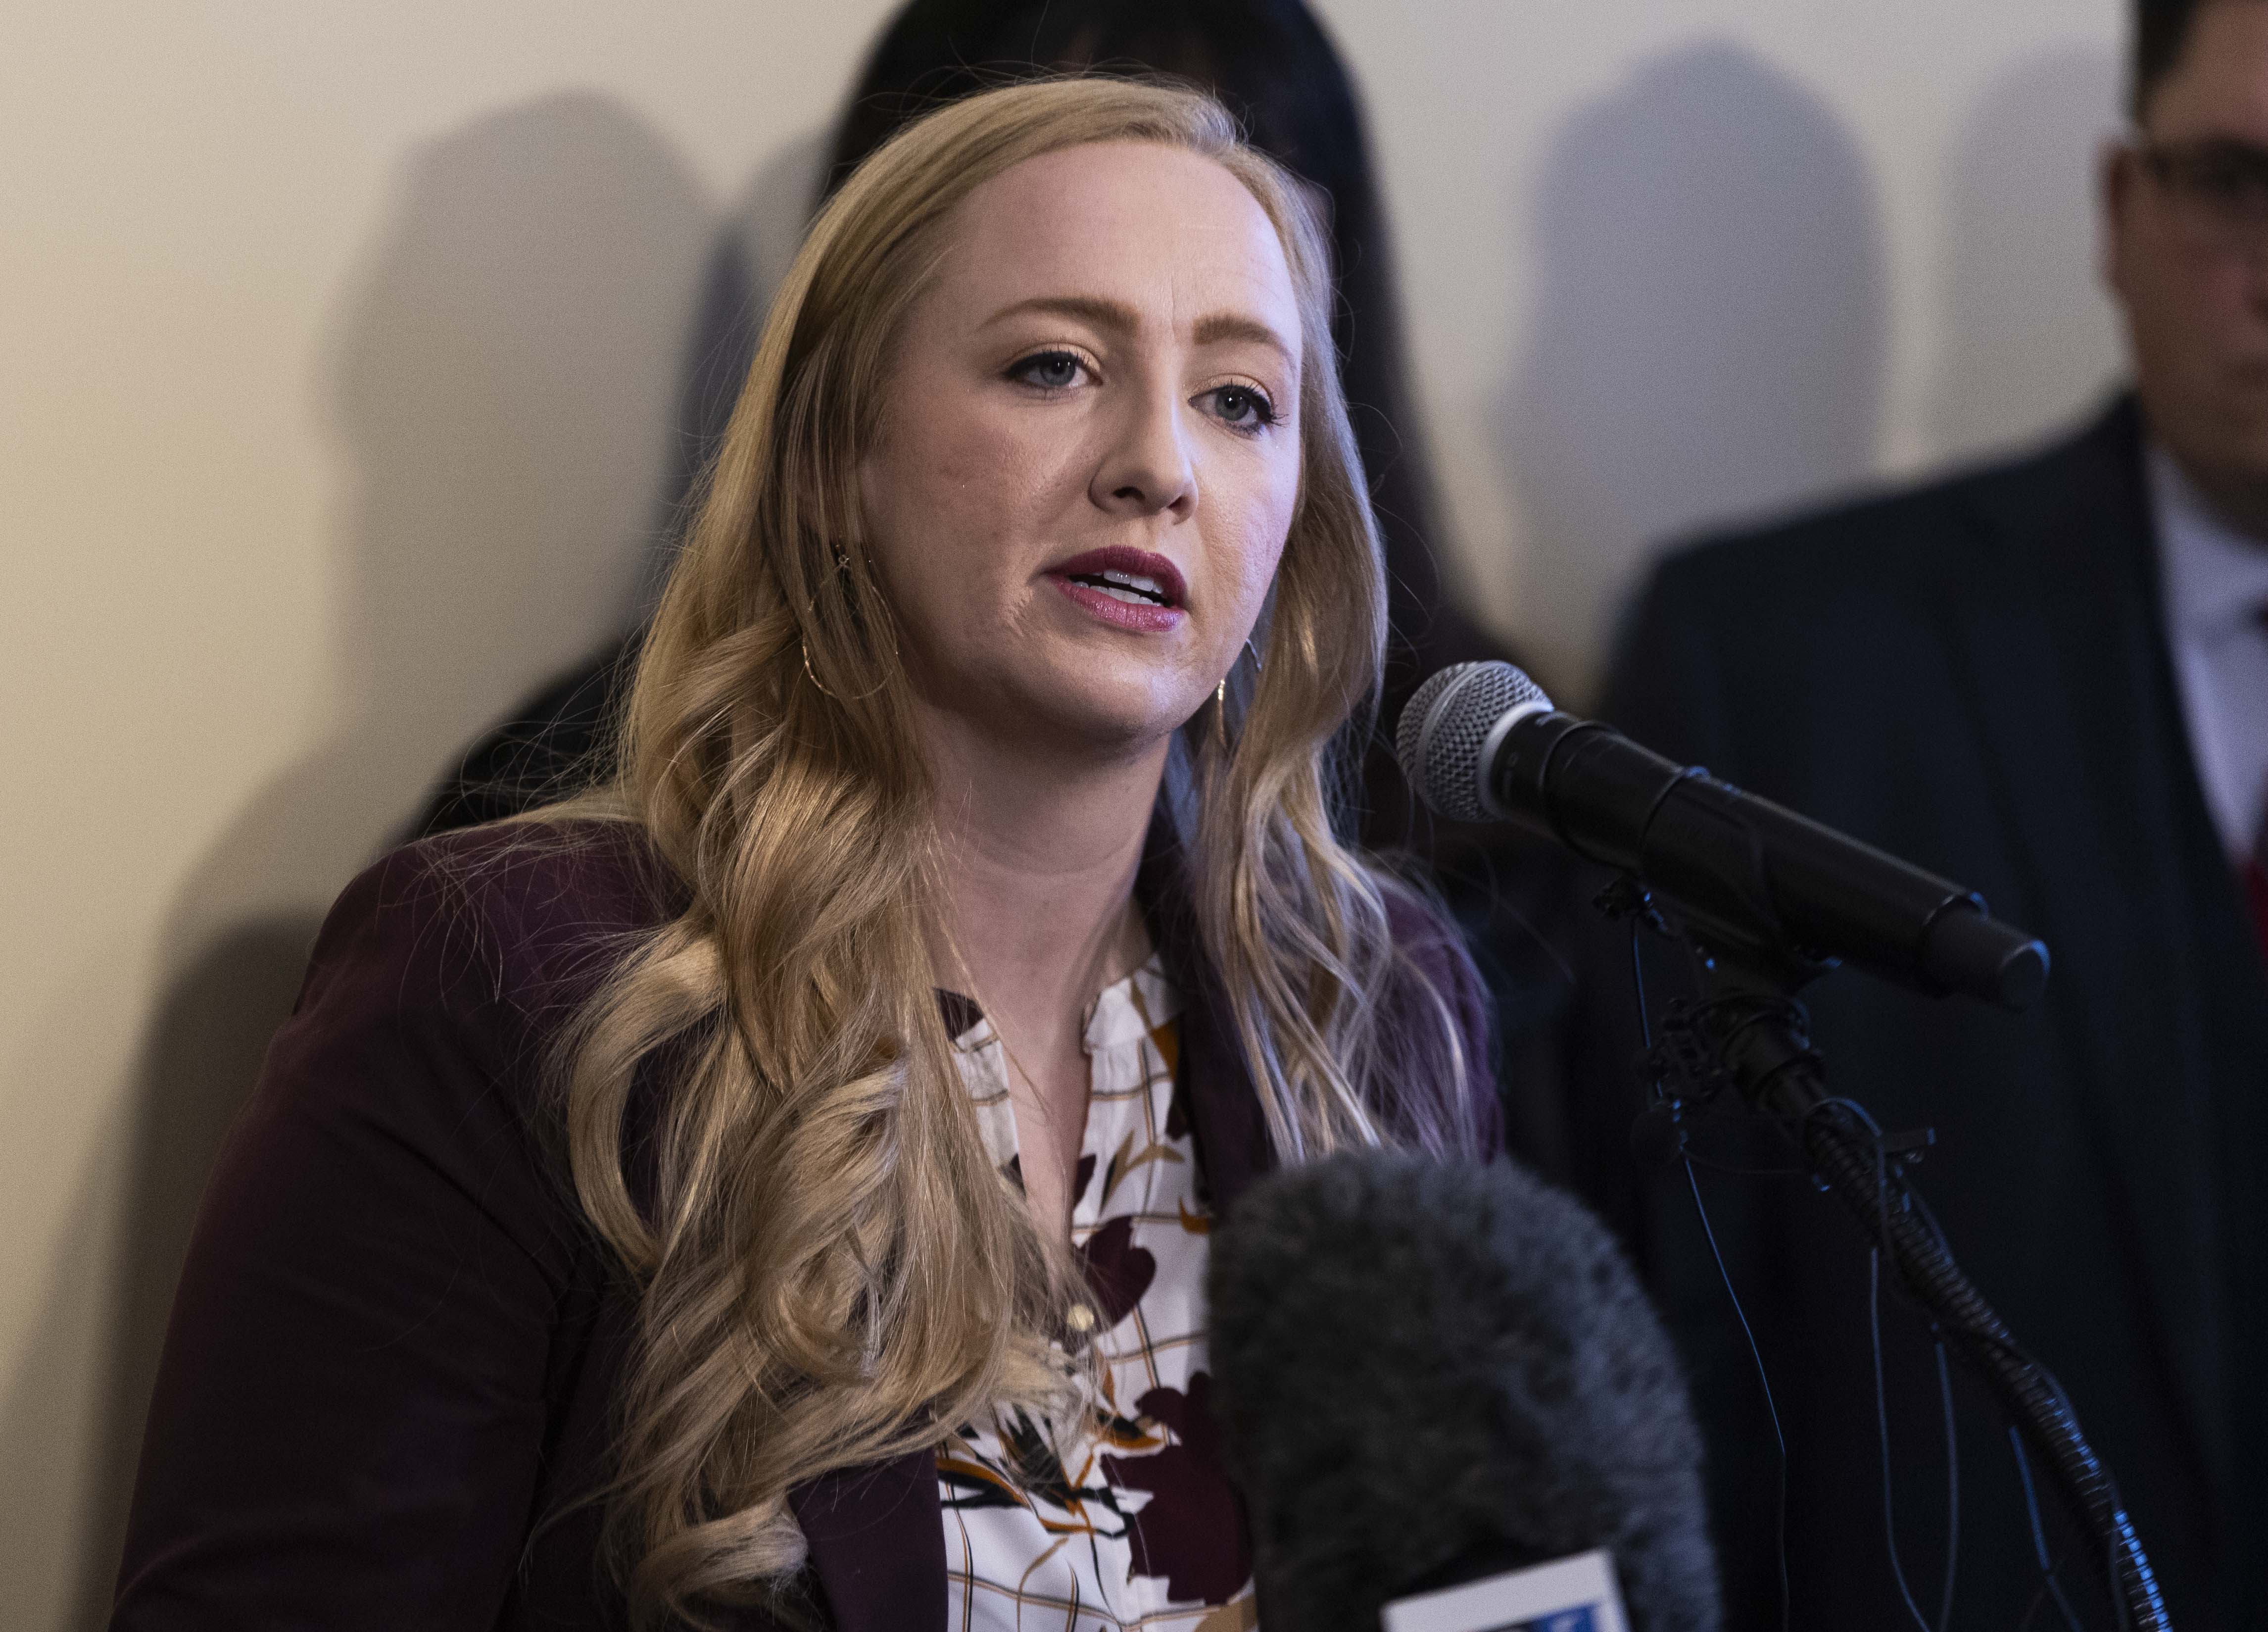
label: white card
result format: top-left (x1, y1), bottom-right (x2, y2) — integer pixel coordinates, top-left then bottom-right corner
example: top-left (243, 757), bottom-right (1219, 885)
top-left (1379, 1547), bottom-right (1630, 1632)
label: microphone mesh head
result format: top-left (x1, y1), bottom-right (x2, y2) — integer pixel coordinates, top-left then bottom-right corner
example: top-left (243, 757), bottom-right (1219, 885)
top-left (1394, 661), bottom-right (1551, 822)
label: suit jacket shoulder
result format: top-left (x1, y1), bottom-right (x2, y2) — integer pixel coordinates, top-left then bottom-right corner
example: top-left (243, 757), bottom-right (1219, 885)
top-left (1607, 398), bottom-right (2147, 790)
top-left (1583, 393), bottom-right (2268, 1629)
top-left (1650, 398), bottom-right (2142, 615)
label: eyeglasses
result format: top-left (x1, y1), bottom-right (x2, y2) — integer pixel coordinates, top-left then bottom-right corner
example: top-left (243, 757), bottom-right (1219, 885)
top-left (2136, 137), bottom-right (2268, 253)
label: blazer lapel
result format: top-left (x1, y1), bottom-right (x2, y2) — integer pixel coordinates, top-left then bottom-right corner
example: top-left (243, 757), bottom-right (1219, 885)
top-left (789, 1451), bottom-right (945, 1632)
top-left (1135, 803), bottom-right (1275, 1219)
top-left (1939, 397), bottom-right (2238, 1494)
top-left (1177, 959), bottom-right (1274, 1219)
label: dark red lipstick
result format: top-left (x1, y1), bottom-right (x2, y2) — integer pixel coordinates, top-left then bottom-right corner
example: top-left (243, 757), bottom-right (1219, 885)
top-left (1045, 545), bottom-right (1189, 634)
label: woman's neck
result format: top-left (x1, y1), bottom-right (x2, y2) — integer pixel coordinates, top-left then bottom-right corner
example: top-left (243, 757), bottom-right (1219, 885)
top-left (921, 703), bottom-right (1163, 976)
top-left (919, 707), bottom-right (1165, 1237)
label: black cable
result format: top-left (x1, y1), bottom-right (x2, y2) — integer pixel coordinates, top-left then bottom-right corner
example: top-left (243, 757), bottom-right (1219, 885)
top-left (1630, 919), bottom-right (1790, 1632)
top-left (1684, 1159), bottom-right (1788, 1632)
top-left (1861, 1107), bottom-right (1961, 1632)
top-left (1630, 918), bottom-right (1654, 1054)
top-left (1845, 1093), bottom-right (1924, 1632)
top-left (2019, 1570), bottom-right (2058, 1632)
top-left (1616, 899), bottom-right (2159, 1628)
top-left (2012, 1426), bottom-right (2085, 1632)
top-left (1676, 1151), bottom-right (1813, 1178)
top-left (1892, 1173), bottom-right (2134, 1632)
top-left (1932, 1336), bottom-right (1959, 1632)
top-left (1796, 1097), bottom-right (2162, 1629)
top-left (1884, 1184), bottom-right (2099, 1446)
top-left (1827, 1097), bottom-right (1960, 1632)
top-left (1870, 1246), bottom-right (1933, 1632)
top-left (1623, 908), bottom-right (2158, 1629)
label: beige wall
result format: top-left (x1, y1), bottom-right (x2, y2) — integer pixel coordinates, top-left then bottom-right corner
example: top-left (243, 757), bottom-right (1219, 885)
top-left (0, 1), bottom-right (2121, 1623)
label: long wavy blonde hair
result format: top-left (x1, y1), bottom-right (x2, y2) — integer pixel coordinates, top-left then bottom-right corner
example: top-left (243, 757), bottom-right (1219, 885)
top-left (552, 75), bottom-right (1487, 1622)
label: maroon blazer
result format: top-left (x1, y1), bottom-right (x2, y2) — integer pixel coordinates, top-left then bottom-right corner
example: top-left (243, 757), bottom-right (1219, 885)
top-left (112, 815), bottom-right (1497, 1631)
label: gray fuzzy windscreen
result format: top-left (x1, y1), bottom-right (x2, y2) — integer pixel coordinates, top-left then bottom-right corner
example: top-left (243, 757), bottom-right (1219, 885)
top-left (1206, 1152), bottom-right (1719, 1632)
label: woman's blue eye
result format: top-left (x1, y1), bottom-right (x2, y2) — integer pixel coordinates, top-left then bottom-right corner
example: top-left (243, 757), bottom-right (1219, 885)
top-left (1209, 385), bottom-right (1278, 431)
top-left (1013, 351), bottom-right (1085, 389)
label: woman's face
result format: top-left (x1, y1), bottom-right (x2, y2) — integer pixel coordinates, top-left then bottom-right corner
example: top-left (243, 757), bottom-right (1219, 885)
top-left (859, 140), bottom-right (1303, 763)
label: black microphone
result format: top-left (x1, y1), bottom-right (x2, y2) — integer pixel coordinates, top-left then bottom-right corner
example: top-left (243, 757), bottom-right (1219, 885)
top-left (1207, 1151), bottom-right (1719, 1632)
top-left (1395, 661), bottom-right (2048, 1009)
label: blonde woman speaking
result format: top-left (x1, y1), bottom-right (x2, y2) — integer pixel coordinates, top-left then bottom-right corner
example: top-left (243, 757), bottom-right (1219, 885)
top-left (113, 78), bottom-right (1497, 1632)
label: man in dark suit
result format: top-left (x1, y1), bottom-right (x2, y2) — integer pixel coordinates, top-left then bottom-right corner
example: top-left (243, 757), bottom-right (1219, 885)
top-left (1572, 2), bottom-right (2268, 1625)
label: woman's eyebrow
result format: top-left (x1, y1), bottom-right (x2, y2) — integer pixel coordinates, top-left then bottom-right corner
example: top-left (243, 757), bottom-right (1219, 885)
top-left (1193, 312), bottom-right (1295, 368)
top-left (981, 295), bottom-right (1294, 366)
top-left (980, 294), bottom-right (1139, 334)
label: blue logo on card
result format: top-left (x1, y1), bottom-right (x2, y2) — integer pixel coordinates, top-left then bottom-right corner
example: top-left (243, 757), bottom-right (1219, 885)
top-left (1507, 1613), bottom-right (1596, 1632)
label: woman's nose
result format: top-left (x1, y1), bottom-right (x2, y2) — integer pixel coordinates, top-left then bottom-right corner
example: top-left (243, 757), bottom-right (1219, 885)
top-left (1091, 384), bottom-right (1198, 521)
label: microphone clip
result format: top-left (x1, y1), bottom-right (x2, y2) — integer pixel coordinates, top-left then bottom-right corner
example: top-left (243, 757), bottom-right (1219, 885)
top-left (1592, 873), bottom-right (1671, 937)
top-left (1629, 988), bottom-right (1827, 1172)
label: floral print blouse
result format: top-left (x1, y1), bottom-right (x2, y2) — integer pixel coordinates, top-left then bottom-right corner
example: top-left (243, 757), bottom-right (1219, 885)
top-left (938, 957), bottom-right (1258, 1631)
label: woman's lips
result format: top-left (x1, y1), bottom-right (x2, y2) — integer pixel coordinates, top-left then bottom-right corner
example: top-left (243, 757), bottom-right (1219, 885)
top-left (1045, 545), bottom-right (1188, 634)
top-left (1050, 575), bottom-right (1187, 632)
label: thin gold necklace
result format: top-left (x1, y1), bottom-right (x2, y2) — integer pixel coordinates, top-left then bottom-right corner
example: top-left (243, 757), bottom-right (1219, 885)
top-left (939, 913), bottom-right (1135, 1337)
top-left (938, 903), bottom-right (1138, 1109)
top-left (940, 929), bottom-right (1056, 1104)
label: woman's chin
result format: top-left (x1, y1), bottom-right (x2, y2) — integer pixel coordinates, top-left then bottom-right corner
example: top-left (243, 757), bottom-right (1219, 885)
top-left (906, 644), bottom-right (1210, 761)
top-left (1000, 671), bottom-right (1204, 759)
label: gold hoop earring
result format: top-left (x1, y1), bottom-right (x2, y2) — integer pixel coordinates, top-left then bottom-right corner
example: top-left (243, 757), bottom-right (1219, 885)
top-left (1213, 635), bottom-right (1264, 749)
top-left (802, 639), bottom-right (838, 700)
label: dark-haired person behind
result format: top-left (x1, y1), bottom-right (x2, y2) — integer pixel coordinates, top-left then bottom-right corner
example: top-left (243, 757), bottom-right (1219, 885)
top-left (1560, 1), bottom-right (2268, 1625)
top-left (416, 0), bottom-right (1560, 1084)
top-left (112, 79), bottom-right (1503, 1629)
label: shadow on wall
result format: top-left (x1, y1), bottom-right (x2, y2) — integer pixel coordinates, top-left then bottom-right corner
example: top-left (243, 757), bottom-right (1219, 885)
top-left (1930, 43), bottom-right (2126, 460)
top-left (6, 90), bottom-right (725, 1628)
top-left (1497, 41), bottom-right (1885, 700)
top-left (334, 91), bottom-right (712, 759)
top-left (637, 132), bottom-right (827, 616)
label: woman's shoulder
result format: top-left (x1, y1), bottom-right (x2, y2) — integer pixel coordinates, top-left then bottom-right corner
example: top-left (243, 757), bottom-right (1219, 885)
top-left (1376, 874), bottom-right (1467, 963)
top-left (276, 817), bottom-right (684, 1114)
top-left (115, 821), bottom-right (678, 1619)
top-left (1372, 873), bottom-right (1502, 1159)
top-left (1375, 875), bottom-right (1485, 1016)
top-left (306, 818), bottom-right (681, 1024)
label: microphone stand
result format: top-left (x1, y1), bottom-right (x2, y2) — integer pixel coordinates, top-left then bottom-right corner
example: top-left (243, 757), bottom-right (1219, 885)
top-left (1609, 886), bottom-right (2170, 1632)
